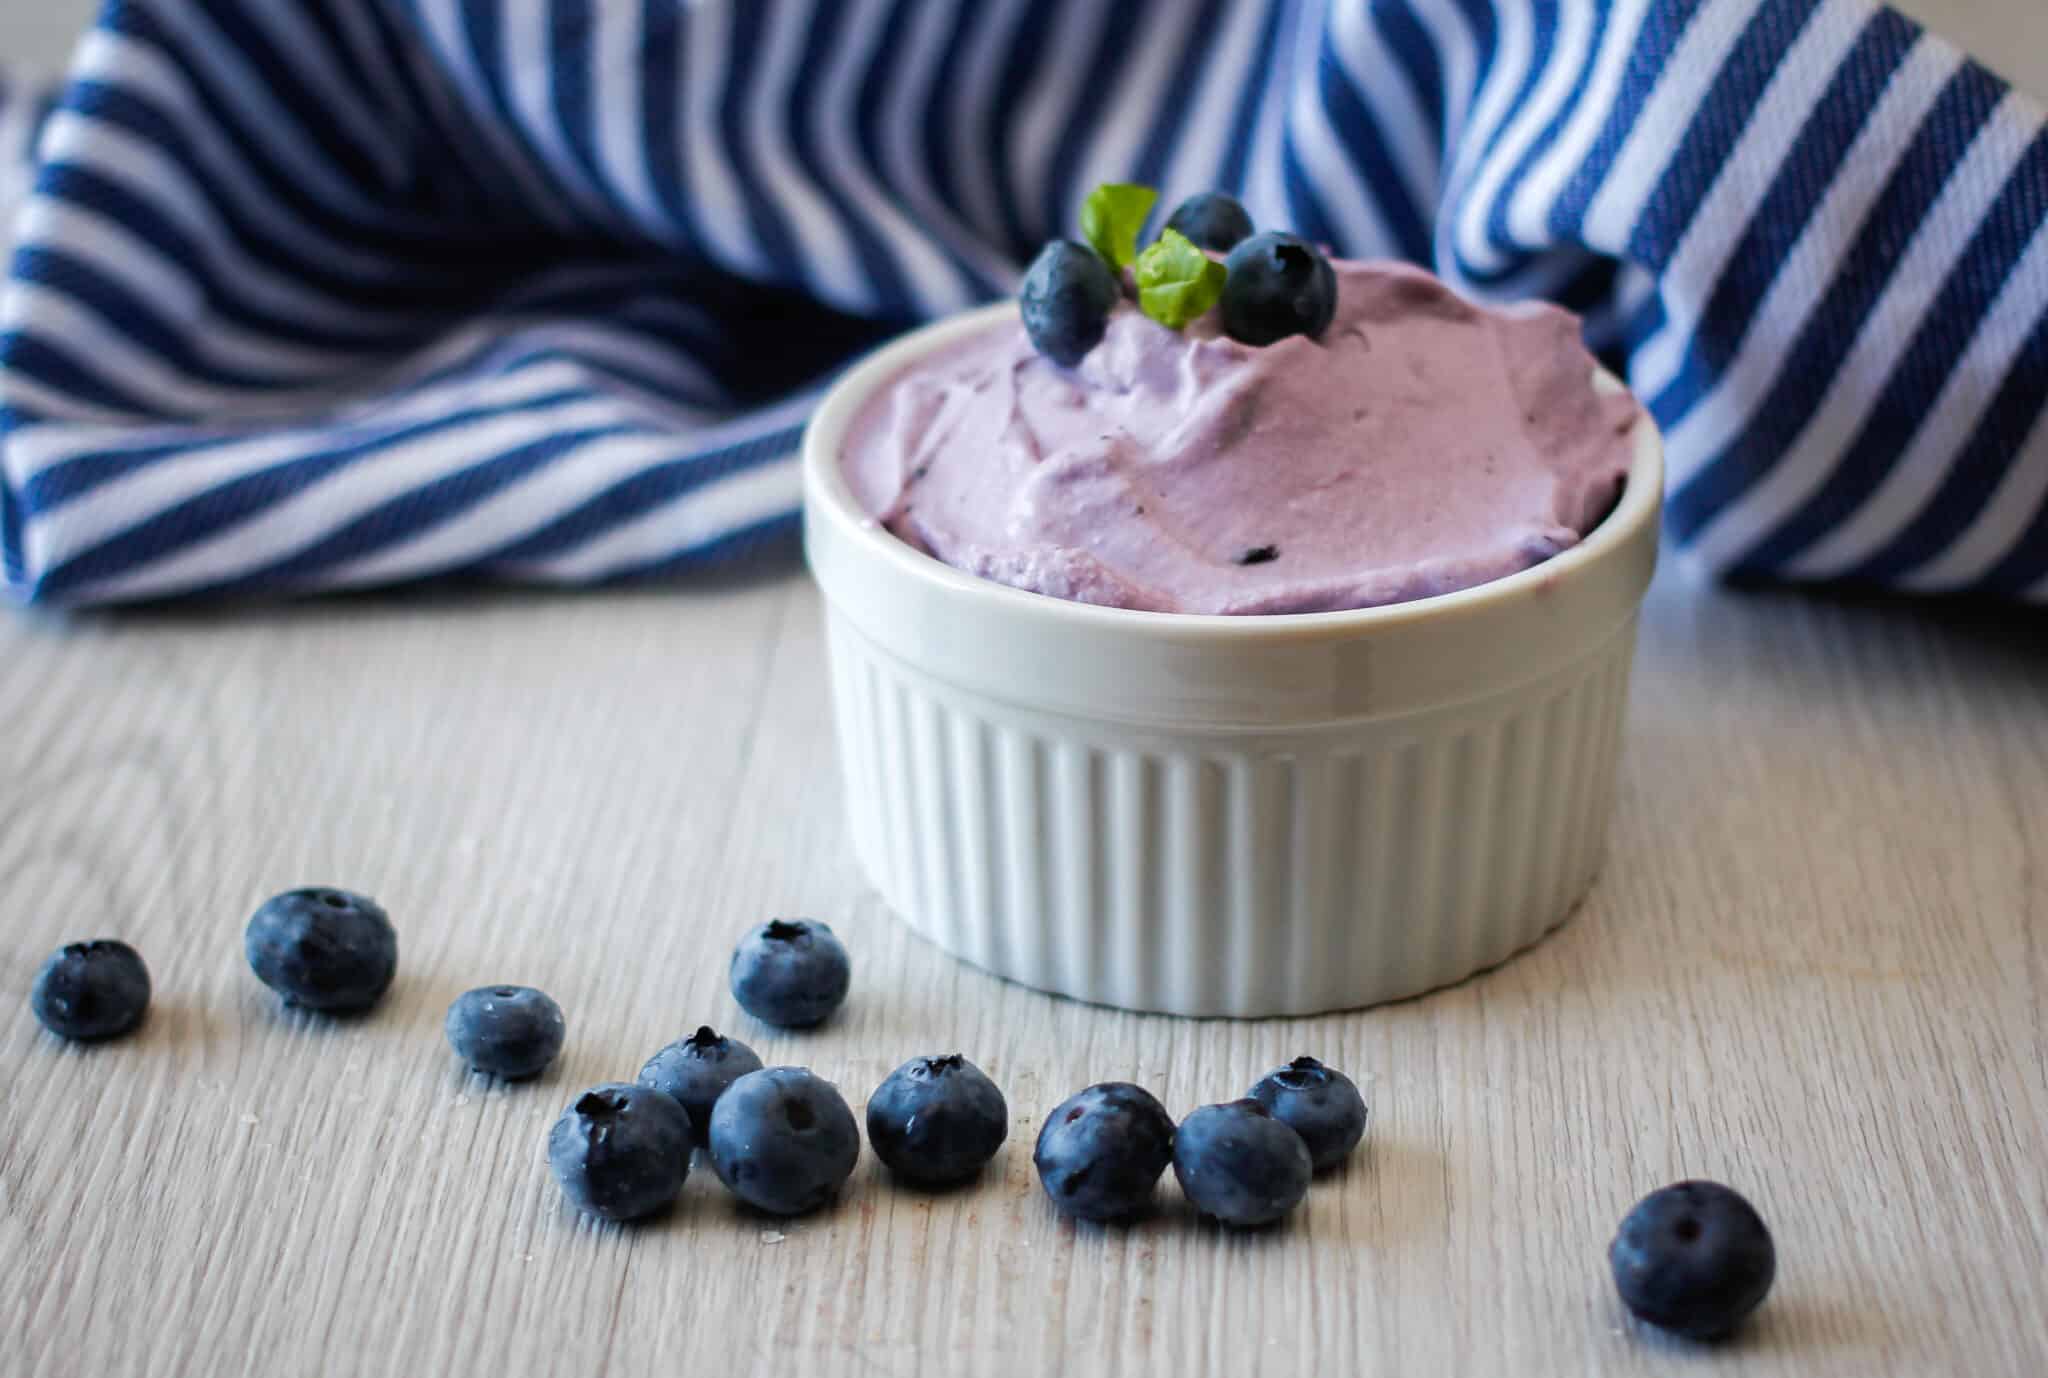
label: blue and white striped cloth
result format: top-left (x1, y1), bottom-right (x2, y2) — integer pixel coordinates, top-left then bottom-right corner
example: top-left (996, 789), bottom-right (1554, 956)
top-left (2, 0), bottom-right (2044, 605)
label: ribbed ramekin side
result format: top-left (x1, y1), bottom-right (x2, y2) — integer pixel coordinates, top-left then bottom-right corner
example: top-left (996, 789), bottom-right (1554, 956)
top-left (825, 612), bottom-right (1637, 1016)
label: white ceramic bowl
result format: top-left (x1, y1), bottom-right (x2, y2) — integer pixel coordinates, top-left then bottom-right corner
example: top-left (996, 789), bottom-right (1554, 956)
top-left (803, 302), bottom-right (1662, 1017)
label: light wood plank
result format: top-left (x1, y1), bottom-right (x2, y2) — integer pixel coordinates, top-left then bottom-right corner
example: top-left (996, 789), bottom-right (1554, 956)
top-left (2, 561), bottom-right (2044, 1378)
top-left (6, 0), bottom-right (2048, 1368)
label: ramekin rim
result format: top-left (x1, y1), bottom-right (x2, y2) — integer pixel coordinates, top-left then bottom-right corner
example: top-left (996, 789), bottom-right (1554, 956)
top-left (802, 299), bottom-right (1663, 644)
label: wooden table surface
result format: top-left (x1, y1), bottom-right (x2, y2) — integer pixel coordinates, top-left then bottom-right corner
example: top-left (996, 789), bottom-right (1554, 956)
top-left (4, 6), bottom-right (2047, 1376)
top-left (2, 560), bottom-right (2044, 1378)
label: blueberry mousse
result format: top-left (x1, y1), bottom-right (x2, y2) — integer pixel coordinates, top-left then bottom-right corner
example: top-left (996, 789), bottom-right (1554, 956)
top-left (444, 985), bottom-right (565, 1081)
top-left (638, 1025), bottom-right (765, 1142)
top-left (244, 887), bottom-right (397, 1012)
top-left (728, 919), bottom-right (851, 1028)
top-left (1610, 1180), bottom-right (1777, 1341)
top-left (548, 1082), bottom-right (694, 1223)
top-left (1172, 1099), bottom-right (1313, 1228)
top-left (30, 939), bottom-right (151, 1041)
top-left (1247, 1056), bottom-right (1369, 1172)
top-left (865, 1055), bottom-right (1009, 1188)
top-left (707, 1067), bottom-right (862, 1216)
top-left (1033, 1082), bottom-right (1177, 1222)
top-left (843, 182), bottom-right (1640, 615)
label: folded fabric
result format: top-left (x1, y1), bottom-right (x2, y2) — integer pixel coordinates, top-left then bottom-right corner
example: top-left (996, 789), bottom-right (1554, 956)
top-left (1, 0), bottom-right (2043, 605)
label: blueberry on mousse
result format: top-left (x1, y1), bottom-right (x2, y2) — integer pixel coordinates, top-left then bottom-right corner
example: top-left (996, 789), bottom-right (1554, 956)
top-left (1220, 231), bottom-right (1338, 346)
top-left (1163, 191), bottom-right (1255, 253)
top-left (1020, 240), bottom-right (1121, 367)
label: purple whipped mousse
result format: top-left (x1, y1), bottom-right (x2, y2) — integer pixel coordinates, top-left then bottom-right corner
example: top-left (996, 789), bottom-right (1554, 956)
top-left (840, 259), bottom-right (1642, 615)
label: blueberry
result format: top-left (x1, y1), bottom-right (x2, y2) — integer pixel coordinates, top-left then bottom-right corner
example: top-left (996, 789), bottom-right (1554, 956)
top-left (865, 1055), bottom-right (1008, 1188)
top-left (1247, 1055), bottom-right (1369, 1171)
top-left (707, 1067), bottom-right (862, 1216)
top-left (1610, 1181), bottom-right (1777, 1340)
top-left (1032, 1082), bottom-right (1176, 1222)
top-left (1163, 192), bottom-right (1255, 253)
top-left (444, 985), bottom-right (565, 1080)
top-left (1219, 232), bottom-right (1338, 346)
top-left (639, 1025), bottom-right (765, 1142)
top-left (1172, 1099), bottom-right (1313, 1227)
top-left (243, 887), bottom-right (397, 1012)
top-left (30, 940), bottom-right (150, 1041)
top-left (728, 919), bottom-right (850, 1028)
top-left (548, 1083), bottom-right (693, 1223)
top-left (1020, 239), bottom-right (1120, 367)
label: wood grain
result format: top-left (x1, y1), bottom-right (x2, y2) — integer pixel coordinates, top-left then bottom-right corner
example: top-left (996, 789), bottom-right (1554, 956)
top-left (1, 561), bottom-right (2044, 1378)
top-left (4, 1), bottom-right (2048, 1369)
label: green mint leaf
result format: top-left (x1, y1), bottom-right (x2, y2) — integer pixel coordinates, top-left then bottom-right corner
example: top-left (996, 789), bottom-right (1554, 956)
top-left (1134, 228), bottom-right (1227, 329)
top-left (1080, 183), bottom-right (1158, 269)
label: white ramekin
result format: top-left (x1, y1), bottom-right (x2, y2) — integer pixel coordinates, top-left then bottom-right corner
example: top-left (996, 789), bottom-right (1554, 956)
top-left (803, 302), bottom-right (1662, 1017)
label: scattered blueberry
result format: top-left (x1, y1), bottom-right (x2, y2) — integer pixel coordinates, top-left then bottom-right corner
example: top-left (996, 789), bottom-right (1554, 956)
top-left (729, 919), bottom-right (850, 1028)
top-left (866, 1055), bottom-right (1009, 1188)
top-left (707, 1067), bottom-right (862, 1216)
top-left (1247, 1055), bottom-right (1369, 1171)
top-left (243, 887), bottom-right (397, 1012)
top-left (1220, 232), bottom-right (1337, 346)
top-left (1020, 239), bottom-right (1121, 367)
top-left (1172, 1099), bottom-right (1313, 1227)
top-left (1610, 1181), bottom-right (1777, 1341)
top-left (444, 985), bottom-right (565, 1081)
top-left (548, 1082), bottom-right (694, 1223)
top-left (1033, 1082), bottom-right (1176, 1222)
top-left (1163, 191), bottom-right (1255, 253)
top-left (639, 1025), bottom-right (765, 1142)
top-left (29, 940), bottom-right (151, 1041)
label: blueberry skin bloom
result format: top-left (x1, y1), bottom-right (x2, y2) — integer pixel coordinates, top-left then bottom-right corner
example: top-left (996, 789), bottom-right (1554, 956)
top-left (244, 887), bottom-right (397, 1012)
top-left (1163, 192), bottom-right (1255, 252)
top-left (1033, 1083), bottom-right (1177, 1222)
top-left (1247, 1055), bottom-right (1369, 1171)
top-left (1020, 239), bottom-right (1121, 367)
top-left (707, 1067), bottom-right (862, 1216)
top-left (729, 919), bottom-right (850, 1028)
top-left (30, 940), bottom-right (151, 1041)
top-left (865, 1055), bottom-right (1009, 1188)
top-left (1172, 1099), bottom-right (1313, 1227)
top-left (548, 1083), bottom-right (693, 1223)
top-left (1219, 232), bottom-right (1338, 346)
top-left (638, 1025), bottom-right (765, 1141)
top-left (445, 986), bottom-right (565, 1080)
top-left (1610, 1181), bottom-right (1777, 1340)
